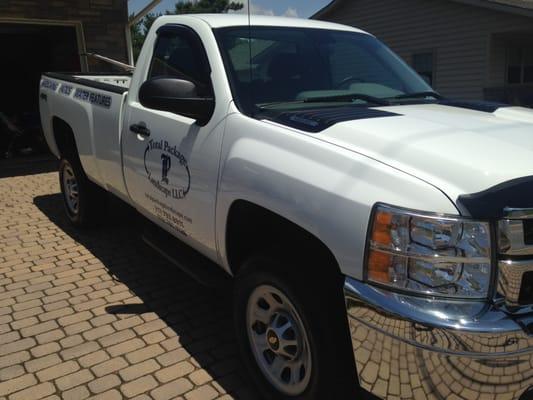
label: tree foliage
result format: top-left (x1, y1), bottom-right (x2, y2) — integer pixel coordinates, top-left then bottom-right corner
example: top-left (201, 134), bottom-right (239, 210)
top-left (130, 1), bottom-right (243, 62)
top-left (173, 0), bottom-right (243, 14)
top-left (129, 12), bottom-right (162, 62)
top-left (129, 15), bottom-right (144, 62)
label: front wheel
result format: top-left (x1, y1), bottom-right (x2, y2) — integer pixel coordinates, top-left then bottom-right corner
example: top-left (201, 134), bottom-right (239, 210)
top-left (234, 253), bottom-right (357, 399)
top-left (59, 157), bottom-right (107, 227)
top-left (246, 283), bottom-right (313, 396)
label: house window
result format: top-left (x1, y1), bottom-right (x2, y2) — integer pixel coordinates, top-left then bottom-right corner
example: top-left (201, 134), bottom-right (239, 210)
top-left (507, 46), bottom-right (533, 84)
top-left (413, 53), bottom-right (434, 86)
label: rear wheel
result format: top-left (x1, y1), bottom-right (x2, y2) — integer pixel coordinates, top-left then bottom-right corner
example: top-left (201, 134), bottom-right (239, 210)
top-left (59, 157), bottom-right (107, 227)
top-left (61, 161), bottom-right (80, 216)
top-left (234, 252), bottom-right (357, 399)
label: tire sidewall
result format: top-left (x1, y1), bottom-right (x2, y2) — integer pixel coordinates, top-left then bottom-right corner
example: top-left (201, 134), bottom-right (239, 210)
top-left (59, 158), bottom-right (83, 224)
top-left (58, 152), bottom-right (108, 228)
top-left (234, 254), bottom-right (353, 399)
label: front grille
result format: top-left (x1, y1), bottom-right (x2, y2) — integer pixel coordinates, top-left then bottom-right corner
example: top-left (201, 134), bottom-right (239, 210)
top-left (498, 260), bottom-right (533, 304)
top-left (523, 219), bottom-right (533, 245)
top-left (498, 210), bottom-right (533, 305)
top-left (519, 271), bottom-right (533, 304)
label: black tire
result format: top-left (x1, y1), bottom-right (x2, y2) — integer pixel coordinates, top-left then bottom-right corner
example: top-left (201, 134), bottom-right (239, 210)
top-left (234, 251), bottom-right (358, 400)
top-left (58, 156), bottom-right (107, 227)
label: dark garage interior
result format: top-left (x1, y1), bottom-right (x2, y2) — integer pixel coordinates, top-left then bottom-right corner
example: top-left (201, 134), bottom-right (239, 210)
top-left (0, 22), bottom-right (81, 159)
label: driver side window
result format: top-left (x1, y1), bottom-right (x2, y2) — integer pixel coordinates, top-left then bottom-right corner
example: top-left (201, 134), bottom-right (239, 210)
top-left (148, 28), bottom-right (212, 96)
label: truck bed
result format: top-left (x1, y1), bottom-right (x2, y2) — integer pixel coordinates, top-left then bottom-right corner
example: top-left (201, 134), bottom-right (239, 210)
top-left (39, 71), bottom-right (132, 201)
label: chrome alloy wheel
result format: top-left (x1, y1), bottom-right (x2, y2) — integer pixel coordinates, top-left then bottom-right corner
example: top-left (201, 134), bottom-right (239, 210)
top-left (62, 163), bottom-right (79, 215)
top-left (246, 285), bottom-right (312, 396)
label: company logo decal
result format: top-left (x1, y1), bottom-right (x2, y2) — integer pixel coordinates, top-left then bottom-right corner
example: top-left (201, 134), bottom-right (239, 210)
top-left (144, 139), bottom-right (190, 200)
top-left (161, 154), bottom-right (171, 184)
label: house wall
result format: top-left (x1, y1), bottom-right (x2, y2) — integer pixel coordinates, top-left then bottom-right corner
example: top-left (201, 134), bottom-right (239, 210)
top-left (488, 36), bottom-right (508, 87)
top-left (315, 0), bottom-right (533, 100)
top-left (0, 0), bottom-right (128, 71)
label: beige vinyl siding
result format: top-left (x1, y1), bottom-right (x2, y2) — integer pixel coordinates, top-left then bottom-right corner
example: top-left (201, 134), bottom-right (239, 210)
top-left (315, 0), bottom-right (533, 100)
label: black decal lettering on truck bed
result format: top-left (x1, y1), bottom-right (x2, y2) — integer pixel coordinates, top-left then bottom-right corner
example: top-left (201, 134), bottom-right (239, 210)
top-left (74, 88), bottom-right (112, 108)
top-left (59, 85), bottom-right (73, 96)
top-left (40, 79), bottom-right (59, 91)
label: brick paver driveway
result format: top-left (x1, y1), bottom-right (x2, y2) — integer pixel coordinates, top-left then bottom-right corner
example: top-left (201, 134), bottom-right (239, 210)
top-left (0, 168), bottom-right (257, 399)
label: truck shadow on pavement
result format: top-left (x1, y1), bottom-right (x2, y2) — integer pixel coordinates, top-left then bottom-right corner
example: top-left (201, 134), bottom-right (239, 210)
top-left (0, 156), bottom-right (57, 178)
top-left (33, 193), bottom-right (258, 399)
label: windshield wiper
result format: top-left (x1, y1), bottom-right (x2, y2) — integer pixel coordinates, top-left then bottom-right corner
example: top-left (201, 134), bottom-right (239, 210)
top-left (302, 93), bottom-right (390, 106)
top-left (257, 93), bottom-right (391, 110)
top-left (390, 91), bottom-right (443, 100)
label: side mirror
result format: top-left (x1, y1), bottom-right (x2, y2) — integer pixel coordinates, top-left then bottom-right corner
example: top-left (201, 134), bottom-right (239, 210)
top-left (139, 78), bottom-right (215, 126)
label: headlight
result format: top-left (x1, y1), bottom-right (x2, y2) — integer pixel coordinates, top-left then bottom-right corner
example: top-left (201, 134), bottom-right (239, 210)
top-left (366, 204), bottom-right (492, 298)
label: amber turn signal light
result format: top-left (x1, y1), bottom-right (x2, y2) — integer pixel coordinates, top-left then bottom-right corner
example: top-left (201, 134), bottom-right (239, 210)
top-left (367, 210), bottom-right (394, 283)
top-left (371, 210), bottom-right (392, 245)
top-left (367, 250), bottom-right (391, 283)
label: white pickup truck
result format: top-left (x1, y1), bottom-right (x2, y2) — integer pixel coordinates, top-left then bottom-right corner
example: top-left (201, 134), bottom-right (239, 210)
top-left (39, 14), bottom-right (533, 400)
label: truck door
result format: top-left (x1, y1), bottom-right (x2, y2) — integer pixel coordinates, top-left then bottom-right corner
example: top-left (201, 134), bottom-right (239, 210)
top-left (121, 24), bottom-right (224, 260)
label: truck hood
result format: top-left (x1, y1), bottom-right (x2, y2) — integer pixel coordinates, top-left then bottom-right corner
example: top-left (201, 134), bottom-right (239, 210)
top-left (313, 103), bottom-right (533, 208)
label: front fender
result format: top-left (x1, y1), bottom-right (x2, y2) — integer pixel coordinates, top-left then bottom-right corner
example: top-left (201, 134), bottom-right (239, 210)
top-left (216, 113), bottom-right (458, 279)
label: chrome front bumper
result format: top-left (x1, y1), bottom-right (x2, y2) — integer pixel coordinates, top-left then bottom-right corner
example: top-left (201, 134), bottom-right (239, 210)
top-left (344, 278), bottom-right (533, 400)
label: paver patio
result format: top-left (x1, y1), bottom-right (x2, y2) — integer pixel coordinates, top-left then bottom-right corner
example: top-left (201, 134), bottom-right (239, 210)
top-left (0, 166), bottom-right (257, 399)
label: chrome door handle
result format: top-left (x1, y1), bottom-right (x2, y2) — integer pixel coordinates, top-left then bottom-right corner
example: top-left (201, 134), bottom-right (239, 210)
top-left (130, 123), bottom-right (150, 137)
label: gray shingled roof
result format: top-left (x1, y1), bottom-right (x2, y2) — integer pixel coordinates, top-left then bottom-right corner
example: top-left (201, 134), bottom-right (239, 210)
top-left (312, 0), bottom-right (533, 18)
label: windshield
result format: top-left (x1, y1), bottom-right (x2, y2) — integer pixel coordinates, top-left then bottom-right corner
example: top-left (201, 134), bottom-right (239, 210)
top-left (215, 27), bottom-right (434, 115)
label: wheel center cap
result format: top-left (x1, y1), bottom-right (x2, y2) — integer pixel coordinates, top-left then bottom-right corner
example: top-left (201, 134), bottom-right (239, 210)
top-left (266, 329), bottom-right (280, 351)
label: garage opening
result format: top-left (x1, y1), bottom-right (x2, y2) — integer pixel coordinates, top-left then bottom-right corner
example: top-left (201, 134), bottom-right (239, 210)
top-left (0, 22), bottom-right (81, 159)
